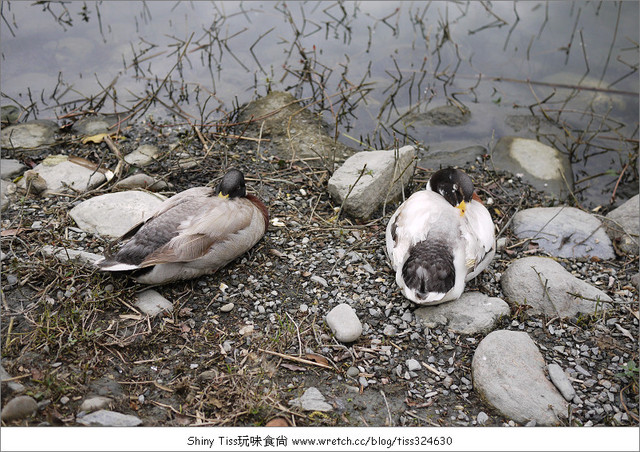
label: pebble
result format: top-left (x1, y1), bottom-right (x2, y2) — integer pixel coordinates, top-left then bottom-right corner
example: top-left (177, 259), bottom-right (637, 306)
top-left (383, 325), bottom-right (397, 336)
top-left (124, 144), bottom-right (160, 166)
top-left (547, 363), bottom-right (576, 401)
top-left (347, 366), bottom-right (360, 378)
top-left (289, 387), bottom-right (333, 412)
top-left (476, 411), bottom-right (489, 425)
top-left (76, 409), bottom-right (142, 427)
top-left (135, 290), bottom-right (173, 317)
top-left (0, 364), bottom-right (25, 394)
top-left (79, 396), bottom-right (113, 413)
top-left (325, 303), bottom-right (363, 343)
top-left (406, 359), bottom-right (421, 372)
top-left (1, 395), bottom-right (38, 422)
top-left (220, 303), bottom-right (235, 312)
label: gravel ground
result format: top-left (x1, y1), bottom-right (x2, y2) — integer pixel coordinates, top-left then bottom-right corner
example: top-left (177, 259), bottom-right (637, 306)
top-left (1, 119), bottom-right (638, 427)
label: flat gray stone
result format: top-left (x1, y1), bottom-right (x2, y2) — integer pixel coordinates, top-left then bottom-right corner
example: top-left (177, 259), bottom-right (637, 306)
top-left (79, 396), bottom-right (113, 413)
top-left (135, 290), bottom-right (173, 317)
top-left (419, 145), bottom-right (485, 169)
top-left (1, 395), bottom-right (38, 422)
top-left (491, 137), bottom-right (573, 199)
top-left (289, 387), bottom-right (333, 412)
top-left (328, 145), bottom-right (416, 219)
top-left (472, 330), bottom-right (567, 425)
top-left (406, 359), bottom-right (422, 372)
top-left (124, 144), bottom-right (160, 166)
top-left (71, 115), bottom-right (120, 136)
top-left (547, 363), bottom-right (576, 401)
top-left (1, 179), bottom-right (16, 211)
top-left (1, 120), bottom-right (58, 149)
top-left (0, 364), bottom-right (25, 394)
top-left (113, 173), bottom-right (171, 192)
top-left (41, 246), bottom-right (102, 267)
top-left (476, 411), bottom-right (489, 425)
top-left (76, 409), bottom-right (142, 427)
top-left (16, 155), bottom-right (107, 195)
top-left (415, 292), bottom-right (510, 335)
top-left (1, 159), bottom-right (27, 179)
top-left (513, 207), bottom-right (615, 259)
top-left (501, 256), bottom-right (612, 318)
top-left (325, 303), bottom-right (362, 343)
top-left (237, 91), bottom-right (355, 165)
top-left (604, 194), bottom-right (639, 255)
top-left (69, 190), bottom-right (165, 238)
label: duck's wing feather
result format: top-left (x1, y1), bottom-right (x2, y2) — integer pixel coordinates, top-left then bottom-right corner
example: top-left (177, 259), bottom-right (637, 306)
top-left (461, 200), bottom-right (495, 280)
top-left (138, 198), bottom-right (257, 267)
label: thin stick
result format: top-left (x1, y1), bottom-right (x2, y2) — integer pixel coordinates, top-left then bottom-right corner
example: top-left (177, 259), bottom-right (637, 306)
top-left (259, 348), bottom-right (332, 369)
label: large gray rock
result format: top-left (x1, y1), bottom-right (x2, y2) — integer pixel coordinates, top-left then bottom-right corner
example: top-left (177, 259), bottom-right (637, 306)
top-left (604, 194), bottom-right (639, 255)
top-left (1, 120), bottom-right (58, 149)
top-left (325, 303), bottom-right (363, 343)
top-left (16, 155), bottom-right (107, 195)
top-left (289, 387), bottom-right (333, 412)
top-left (113, 173), bottom-right (171, 192)
top-left (71, 114), bottom-right (121, 136)
top-left (512, 207), bottom-right (615, 260)
top-left (1, 159), bottom-right (27, 179)
top-left (237, 91), bottom-right (355, 166)
top-left (69, 191), bottom-right (166, 238)
top-left (76, 409), bottom-right (142, 427)
top-left (501, 257), bottom-right (612, 317)
top-left (472, 330), bottom-right (568, 425)
top-left (491, 137), bottom-right (573, 199)
top-left (415, 292), bottom-right (510, 335)
top-left (327, 145), bottom-right (416, 219)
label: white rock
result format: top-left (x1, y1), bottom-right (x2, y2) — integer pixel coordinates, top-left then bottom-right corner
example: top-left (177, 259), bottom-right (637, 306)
top-left (41, 246), bottom-right (102, 267)
top-left (547, 363), bottom-right (576, 401)
top-left (501, 256), bottom-right (612, 317)
top-left (1, 120), bottom-right (58, 149)
top-left (476, 411), bottom-right (489, 425)
top-left (1, 159), bottom-right (27, 179)
top-left (415, 292), bottom-right (510, 335)
top-left (289, 387), bottom-right (333, 412)
top-left (406, 359), bottom-right (422, 372)
top-left (79, 396), bottom-right (113, 413)
top-left (76, 409), bottom-right (142, 427)
top-left (69, 190), bottom-right (165, 238)
top-left (325, 303), bottom-right (362, 343)
top-left (113, 173), bottom-right (170, 192)
top-left (135, 290), bottom-right (173, 317)
top-left (604, 194), bottom-right (639, 255)
top-left (472, 330), bottom-right (567, 426)
top-left (124, 144), bottom-right (160, 166)
top-left (513, 207), bottom-right (615, 259)
top-left (16, 156), bottom-right (106, 195)
top-left (327, 145), bottom-right (416, 219)
top-left (491, 137), bottom-right (572, 199)
top-left (220, 303), bottom-right (235, 312)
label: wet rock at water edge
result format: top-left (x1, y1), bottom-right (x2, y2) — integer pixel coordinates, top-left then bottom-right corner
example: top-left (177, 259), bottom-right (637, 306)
top-left (415, 292), bottom-right (510, 335)
top-left (325, 303), bottom-right (363, 343)
top-left (124, 144), bottom-right (161, 167)
top-left (1, 105), bottom-right (21, 124)
top-left (135, 290), bottom-right (173, 317)
top-left (501, 256), bottom-right (611, 317)
top-left (69, 190), bottom-right (166, 238)
top-left (71, 114), bottom-right (122, 136)
top-left (512, 207), bottom-right (615, 260)
top-left (237, 91), bottom-right (355, 165)
top-left (491, 137), bottom-right (573, 199)
top-left (419, 145), bottom-right (486, 170)
top-left (1, 395), bottom-right (38, 422)
top-left (1, 120), bottom-right (59, 150)
top-left (76, 409), bottom-right (142, 427)
top-left (328, 145), bottom-right (416, 219)
top-left (472, 330), bottom-right (567, 425)
top-left (289, 387), bottom-right (333, 412)
top-left (603, 194), bottom-right (639, 255)
top-left (402, 105), bottom-right (471, 127)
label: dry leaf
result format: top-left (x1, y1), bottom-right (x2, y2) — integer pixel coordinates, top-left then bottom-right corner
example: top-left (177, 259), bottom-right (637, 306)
top-left (266, 417), bottom-right (290, 427)
top-left (81, 133), bottom-right (109, 144)
top-left (305, 353), bottom-right (329, 366)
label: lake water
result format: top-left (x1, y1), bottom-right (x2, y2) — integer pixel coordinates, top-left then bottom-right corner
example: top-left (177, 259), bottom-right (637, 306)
top-left (1, 1), bottom-right (638, 207)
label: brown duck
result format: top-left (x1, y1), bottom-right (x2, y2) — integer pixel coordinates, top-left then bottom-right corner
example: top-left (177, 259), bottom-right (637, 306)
top-left (95, 169), bottom-right (268, 284)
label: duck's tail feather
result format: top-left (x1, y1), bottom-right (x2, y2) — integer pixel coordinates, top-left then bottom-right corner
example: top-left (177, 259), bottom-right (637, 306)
top-left (401, 240), bottom-right (455, 300)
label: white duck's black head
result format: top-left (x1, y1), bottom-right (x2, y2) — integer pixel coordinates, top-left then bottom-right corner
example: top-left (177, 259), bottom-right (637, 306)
top-left (428, 167), bottom-right (475, 214)
top-left (216, 169), bottom-right (246, 199)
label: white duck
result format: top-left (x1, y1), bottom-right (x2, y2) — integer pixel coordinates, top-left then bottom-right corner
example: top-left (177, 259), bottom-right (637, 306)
top-left (95, 169), bottom-right (268, 285)
top-left (385, 167), bottom-right (495, 305)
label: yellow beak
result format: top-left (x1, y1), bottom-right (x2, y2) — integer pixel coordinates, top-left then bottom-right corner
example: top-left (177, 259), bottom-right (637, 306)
top-left (456, 200), bottom-right (466, 216)
top-left (218, 192), bottom-right (229, 199)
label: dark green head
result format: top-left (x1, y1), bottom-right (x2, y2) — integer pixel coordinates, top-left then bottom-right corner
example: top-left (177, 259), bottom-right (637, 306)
top-left (216, 169), bottom-right (246, 199)
top-left (428, 167), bottom-right (475, 209)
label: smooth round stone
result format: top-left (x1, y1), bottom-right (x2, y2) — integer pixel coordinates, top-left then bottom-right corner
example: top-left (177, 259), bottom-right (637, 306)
top-left (220, 303), bottom-right (235, 312)
top-left (1, 395), bottom-right (38, 422)
top-left (346, 366), bottom-right (360, 378)
top-left (325, 303), bottom-right (362, 343)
